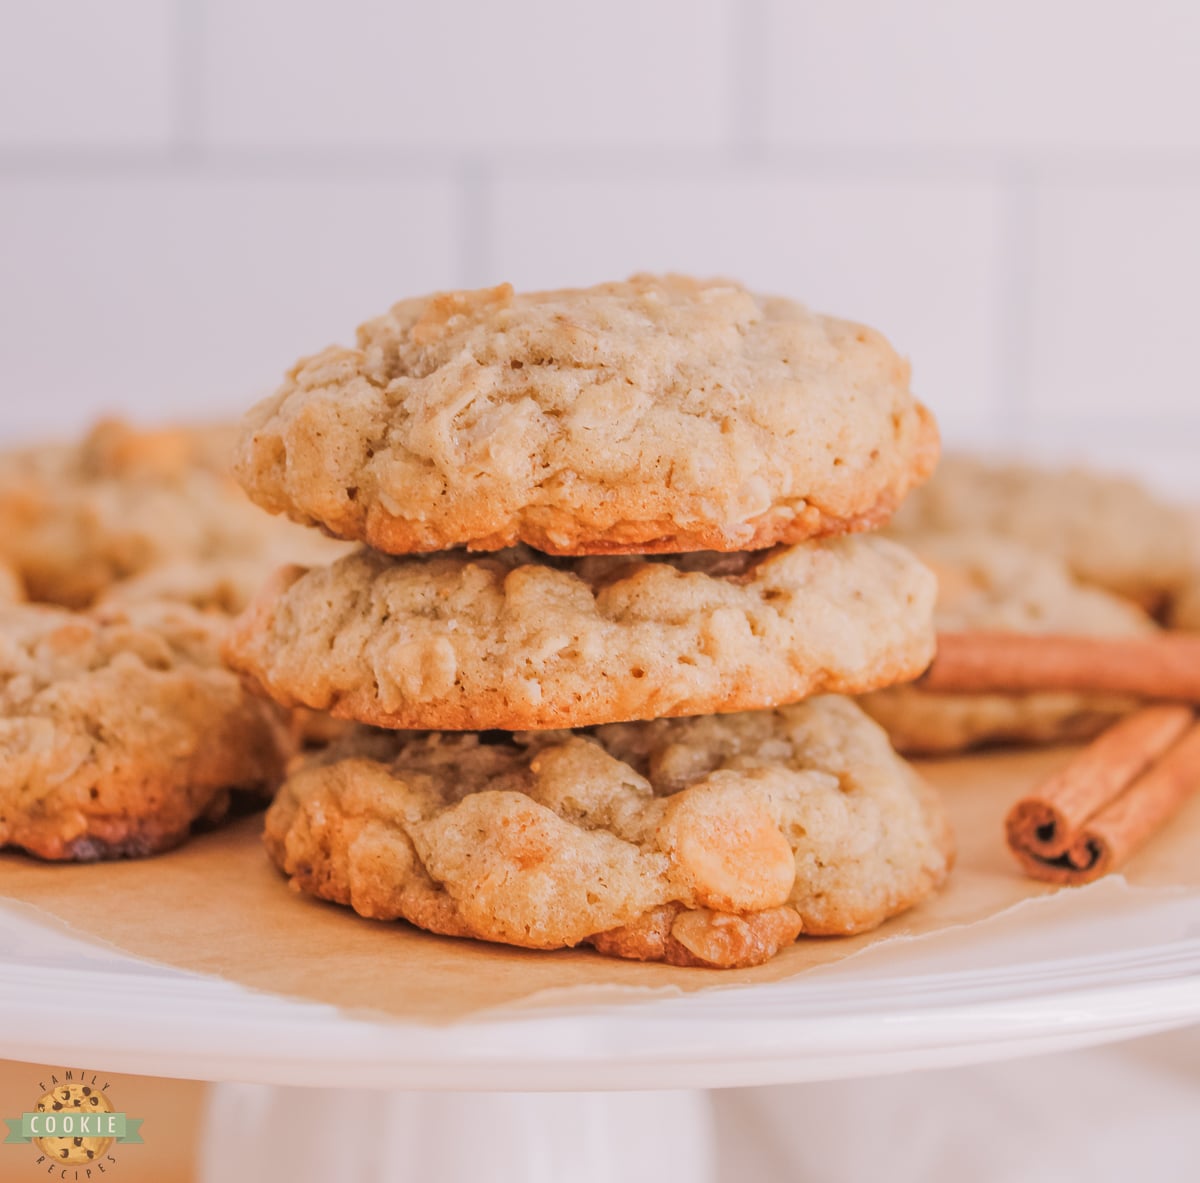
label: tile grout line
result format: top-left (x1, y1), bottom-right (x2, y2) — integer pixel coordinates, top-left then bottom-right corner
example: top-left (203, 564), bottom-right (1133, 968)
top-left (169, 0), bottom-right (205, 159)
top-left (992, 166), bottom-right (1038, 448)
top-left (3, 144), bottom-right (1200, 185)
top-left (728, 0), bottom-right (769, 163)
top-left (456, 158), bottom-right (491, 287)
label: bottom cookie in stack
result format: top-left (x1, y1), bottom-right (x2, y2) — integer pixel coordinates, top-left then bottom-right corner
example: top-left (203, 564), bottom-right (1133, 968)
top-left (264, 697), bottom-right (953, 969)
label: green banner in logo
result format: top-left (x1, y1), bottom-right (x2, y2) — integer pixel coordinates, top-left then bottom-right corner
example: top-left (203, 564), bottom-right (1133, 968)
top-left (4, 1112), bottom-right (143, 1143)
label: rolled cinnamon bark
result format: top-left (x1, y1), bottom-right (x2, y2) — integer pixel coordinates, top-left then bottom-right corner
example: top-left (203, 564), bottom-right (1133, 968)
top-left (1006, 706), bottom-right (1200, 885)
top-left (922, 632), bottom-right (1200, 702)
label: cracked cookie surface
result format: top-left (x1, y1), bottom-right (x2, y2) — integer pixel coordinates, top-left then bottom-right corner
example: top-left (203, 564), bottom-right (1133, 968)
top-left (225, 536), bottom-right (936, 730)
top-left (234, 274), bottom-right (938, 555)
top-left (264, 696), bottom-right (953, 968)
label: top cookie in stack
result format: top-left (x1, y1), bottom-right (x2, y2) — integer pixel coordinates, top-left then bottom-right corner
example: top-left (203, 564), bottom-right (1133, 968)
top-left (224, 274), bottom-right (953, 968)
top-left (234, 274), bottom-right (937, 555)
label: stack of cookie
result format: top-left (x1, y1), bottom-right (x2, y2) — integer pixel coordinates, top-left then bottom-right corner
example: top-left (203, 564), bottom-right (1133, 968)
top-left (224, 275), bottom-right (955, 969)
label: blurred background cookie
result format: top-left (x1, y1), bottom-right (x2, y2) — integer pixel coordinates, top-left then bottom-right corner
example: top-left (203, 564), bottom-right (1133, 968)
top-left (0, 418), bottom-right (347, 609)
top-left (0, 599), bottom-right (295, 860)
top-left (860, 532), bottom-right (1159, 754)
top-left (889, 455), bottom-right (1196, 611)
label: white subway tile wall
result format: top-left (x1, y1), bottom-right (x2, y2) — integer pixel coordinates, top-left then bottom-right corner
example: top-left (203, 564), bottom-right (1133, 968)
top-left (0, 174), bottom-right (460, 436)
top-left (1028, 182), bottom-right (1200, 429)
top-left (762, 2), bottom-right (1200, 152)
top-left (0, 1), bottom-right (1196, 496)
top-left (200, 0), bottom-right (737, 149)
top-left (0, 0), bottom-right (175, 147)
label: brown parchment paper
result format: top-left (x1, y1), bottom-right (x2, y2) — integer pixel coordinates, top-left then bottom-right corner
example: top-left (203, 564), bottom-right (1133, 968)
top-left (1, 745), bottom-right (1199, 1024)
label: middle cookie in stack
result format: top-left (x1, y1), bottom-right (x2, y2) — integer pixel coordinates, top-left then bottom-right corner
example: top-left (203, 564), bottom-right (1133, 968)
top-left (225, 274), bottom-right (953, 968)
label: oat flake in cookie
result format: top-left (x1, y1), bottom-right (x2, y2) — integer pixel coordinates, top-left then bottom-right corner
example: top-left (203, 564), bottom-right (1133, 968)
top-left (0, 600), bottom-right (294, 861)
top-left (264, 697), bottom-right (953, 968)
top-left (234, 274), bottom-right (939, 555)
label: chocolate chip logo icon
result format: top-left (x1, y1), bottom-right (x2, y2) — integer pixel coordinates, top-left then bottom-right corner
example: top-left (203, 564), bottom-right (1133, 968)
top-left (31, 1082), bottom-right (116, 1165)
top-left (4, 1071), bottom-right (144, 1169)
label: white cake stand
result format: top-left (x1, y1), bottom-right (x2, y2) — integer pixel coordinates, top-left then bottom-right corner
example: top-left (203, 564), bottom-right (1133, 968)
top-left (1, 884), bottom-right (1198, 1182)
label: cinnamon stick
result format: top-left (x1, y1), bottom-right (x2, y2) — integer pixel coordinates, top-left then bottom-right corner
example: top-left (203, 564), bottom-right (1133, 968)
top-left (922, 631), bottom-right (1200, 702)
top-left (1006, 706), bottom-right (1200, 884)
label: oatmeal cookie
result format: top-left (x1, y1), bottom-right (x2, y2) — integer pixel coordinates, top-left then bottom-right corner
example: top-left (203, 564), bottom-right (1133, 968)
top-left (97, 557), bottom-right (275, 616)
top-left (235, 275), bottom-right (938, 555)
top-left (0, 600), bottom-right (294, 860)
top-left (225, 537), bottom-right (936, 731)
top-left (97, 530), bottom-right (350, 617)
top-left (861, 532), bottom-right (1158, 754)
top-left (0, 418), bottom-right (345, 608)
top-left (889, 455), bottom-right (1195, 609)
top-left (264, 696), bottom-right (953, 968)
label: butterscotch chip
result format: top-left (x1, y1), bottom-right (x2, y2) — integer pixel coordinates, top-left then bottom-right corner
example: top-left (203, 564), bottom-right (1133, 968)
top-left (224, 537), bottom-right (936, 730)
top-left (234, 275), bottom-right (939, 555)
top-left (861, 532), bottom-right (1159, 754)
top-left (0, 600), bottom-right (294, 861)
top-left (264, 697), bottom-right (953, 967)
top-left (0, 418), bottom-right (348, 609)
top-left (889, 455), bottom-right (1195, 609)
top-left (589, 903), bottom-right (804, 969)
